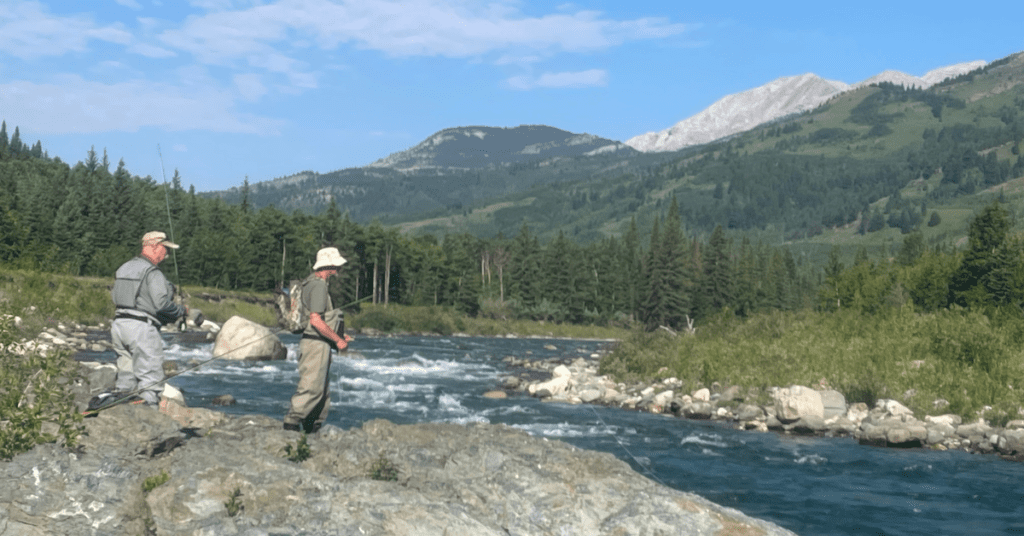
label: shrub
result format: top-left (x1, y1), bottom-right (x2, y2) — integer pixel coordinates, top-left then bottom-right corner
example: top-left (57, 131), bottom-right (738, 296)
top-left (368, 453), bottom-right (398, 482)
top-left (224, 487), bottom-right (244, 517)
top-left (283, 434), bottom-right (311, 463)
top-left (0, 314), bottom-right (84, 461)
top-left (142, 470), bottom-right (170, 494)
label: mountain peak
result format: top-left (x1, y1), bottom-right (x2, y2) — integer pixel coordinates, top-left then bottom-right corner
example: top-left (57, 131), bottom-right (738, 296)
top-left (369, 125), bottom-right (633, 171)
top-left (626, 59), bottom-right (989, 154)
top-left (625, 73), bottom-right (848, 153)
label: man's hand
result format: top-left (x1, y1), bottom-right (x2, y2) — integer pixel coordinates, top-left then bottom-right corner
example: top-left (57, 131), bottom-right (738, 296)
top-left (333, 338), bottom-right (348, 352)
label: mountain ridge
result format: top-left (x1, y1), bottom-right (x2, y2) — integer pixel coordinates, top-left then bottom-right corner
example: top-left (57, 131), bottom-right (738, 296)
top-left (624, 60), bottom-right (989, 154)
top-left (366, 124), bottom-right (634, 171)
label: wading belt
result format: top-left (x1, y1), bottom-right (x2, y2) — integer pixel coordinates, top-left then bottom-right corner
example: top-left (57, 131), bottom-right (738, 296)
top-left (114, 311), bottom-right (161, 329)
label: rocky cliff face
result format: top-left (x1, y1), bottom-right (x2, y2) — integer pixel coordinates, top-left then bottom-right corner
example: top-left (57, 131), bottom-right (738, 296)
top-left (0, 403), bottom-right (796, 536)
top-left (626, 60), bottom-right (988, 154)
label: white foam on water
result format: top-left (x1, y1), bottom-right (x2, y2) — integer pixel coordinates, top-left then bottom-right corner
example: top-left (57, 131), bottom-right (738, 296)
top-left (511, 422), bottom-right (627, 438)
top-left (344, 353), bottom-right (495, 381)
top-left (680, 433), bottom-right (728, 449)
top-left (795, 454), bottom-right (828, 465)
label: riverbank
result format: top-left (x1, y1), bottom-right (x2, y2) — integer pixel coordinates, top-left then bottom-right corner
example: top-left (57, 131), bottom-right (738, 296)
top-left (507, 351), bottom-right (1024, 462)
top-left (1, 373), bottom-right (797, 535)
top-left (16, 319), bottom-right (1024, 463)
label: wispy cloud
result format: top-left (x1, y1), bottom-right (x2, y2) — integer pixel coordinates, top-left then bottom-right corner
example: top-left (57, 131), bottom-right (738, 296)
top-left (0, 0), bottom-right (685, 136)
top-left (506, 69), bottom-right (608, 90)
top-left (160, 0), bottom-right (689, 62)
top-left (0, 1), bottom-right (132, 58)
top-left (0, 76), bottom-right (284, 134)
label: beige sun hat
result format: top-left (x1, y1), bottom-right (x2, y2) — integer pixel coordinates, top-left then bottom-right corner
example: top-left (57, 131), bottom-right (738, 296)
top-left (313, 247), bottom-right (347, 270)
top-left (142, 231), bottom-right (179, 249)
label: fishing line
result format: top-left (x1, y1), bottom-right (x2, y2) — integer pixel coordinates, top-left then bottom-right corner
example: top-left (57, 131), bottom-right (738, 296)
top-left (84, 328), bottom-right (280, 416)
top-left (156, 144), bottom-right (181, 286)
top-left (583, 401), bottom-right (671, 487)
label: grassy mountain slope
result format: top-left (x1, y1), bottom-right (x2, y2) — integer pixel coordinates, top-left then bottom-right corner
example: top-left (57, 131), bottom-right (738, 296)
top-left (203, 125), bottom-right (673, 223)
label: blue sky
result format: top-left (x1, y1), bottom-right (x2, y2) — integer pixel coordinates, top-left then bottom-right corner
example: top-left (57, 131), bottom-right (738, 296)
top-left (1, 0), bottom-right (1021, 193)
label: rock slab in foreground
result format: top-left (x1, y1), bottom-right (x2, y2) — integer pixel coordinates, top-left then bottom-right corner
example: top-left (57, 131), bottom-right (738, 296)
top-left (0, 406), bottom-right (796, 536)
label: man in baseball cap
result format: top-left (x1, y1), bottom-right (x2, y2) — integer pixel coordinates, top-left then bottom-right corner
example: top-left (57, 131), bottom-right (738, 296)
top-left (142, 231), bottom-right (179, 249)
top-left (106, 231), bottom-right (186, 406)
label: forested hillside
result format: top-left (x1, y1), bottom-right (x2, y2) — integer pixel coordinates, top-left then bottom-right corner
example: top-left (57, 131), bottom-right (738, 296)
top-left (0, 126), bottom-right (819, 329)
top-left (3, 53), bottom-right (1024, 335)
top-left (393, 52), bottom-right (1024, 248)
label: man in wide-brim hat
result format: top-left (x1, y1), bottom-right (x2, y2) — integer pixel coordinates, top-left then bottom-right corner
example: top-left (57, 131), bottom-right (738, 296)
top-left (284, 247), bottom-right (353, 433)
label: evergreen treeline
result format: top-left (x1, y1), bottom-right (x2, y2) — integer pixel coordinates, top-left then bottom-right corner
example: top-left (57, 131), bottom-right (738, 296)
top-left (822, 201), bottom-right (1024, 315)
top-left (0, 122), bottom-right (814, 329)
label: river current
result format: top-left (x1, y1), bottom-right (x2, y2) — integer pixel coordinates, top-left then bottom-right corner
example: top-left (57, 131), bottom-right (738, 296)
top-left (82, 333), bottom-right (1024, 536)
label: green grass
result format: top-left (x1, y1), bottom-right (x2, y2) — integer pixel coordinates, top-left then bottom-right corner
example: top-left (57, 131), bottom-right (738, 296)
top-left (283, 434), bottom-right (312, 463)
top-left (184, 287), bottom-right (279, 327)
top-left (600, 307), bottom-right (1024, 422)
top-left (142, 470), bottom-right (171, 494)
top-left (348, 303), bottom-right (629, 340)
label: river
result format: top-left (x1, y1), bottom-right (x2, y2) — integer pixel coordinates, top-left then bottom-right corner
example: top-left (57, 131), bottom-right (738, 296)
top-left (82, 333), bottom-right (1024, 536)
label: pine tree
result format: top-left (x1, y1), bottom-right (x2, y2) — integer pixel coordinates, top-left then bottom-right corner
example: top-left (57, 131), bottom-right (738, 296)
top-left (658, 196), bottom-right (691, 329)
top-left (639, 217), bottom-right (664, 330)
top-left (0, 121), bottom-right (8, 156)
top-left (950, 201), bottom-right (1012, 307)
top-left (700, 225), bottom-right (734, 316)
top-left (509, 223), bottom-right (542, 310)
top-left (9, 127), bottom-right (23, 156)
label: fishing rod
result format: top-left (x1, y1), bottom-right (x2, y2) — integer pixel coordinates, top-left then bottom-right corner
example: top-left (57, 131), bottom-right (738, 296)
top-left (84, 328), bottom-right (281, 416)
top-left (158, 144), bottom-right (193, 331)
top-left (156, 145), bottom-right (181, 288)
top-left (338, 295), bottom-right (373, 309)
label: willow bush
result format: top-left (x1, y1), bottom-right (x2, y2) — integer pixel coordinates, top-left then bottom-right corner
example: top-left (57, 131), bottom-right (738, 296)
top-left (600, 306), bottom-right (1024, 422)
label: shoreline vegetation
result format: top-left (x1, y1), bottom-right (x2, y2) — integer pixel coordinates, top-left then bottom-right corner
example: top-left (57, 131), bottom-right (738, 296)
top-left (2, 267), bottom-right (1023, 463)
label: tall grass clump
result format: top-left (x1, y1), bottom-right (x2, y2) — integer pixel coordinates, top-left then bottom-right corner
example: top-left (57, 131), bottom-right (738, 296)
top-left (0, 313), bottom-right (84, 460)
top-left (349, 304), bottom-right (465, 335)
top-left (0, 269), bottom-right (112, 335)
top-left (601, 306), bottom-right (1024, 422)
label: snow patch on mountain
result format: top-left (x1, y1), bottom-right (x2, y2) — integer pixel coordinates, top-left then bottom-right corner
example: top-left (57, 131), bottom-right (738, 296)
top-left (626, 60), bottom-right (988, 154)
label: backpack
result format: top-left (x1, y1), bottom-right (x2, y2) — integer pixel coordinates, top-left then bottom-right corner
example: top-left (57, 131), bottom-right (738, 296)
top-left (284, 276), bottom-right (314, 333)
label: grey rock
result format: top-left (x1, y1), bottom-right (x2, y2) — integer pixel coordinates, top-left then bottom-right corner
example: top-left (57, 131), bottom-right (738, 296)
top-left (773, 385), bottom-right (823, 424)
top-left (212, 315), bottom-right (287, 361)
top-left (819, 389), bottom-right (847, 420)
top-left (683, 401), bottom-right (715, 420)
top-left (825, 416), bottom-right (858, 435)
top-left (996, 429), bottom-right (1024, 456)
top-left (958, 422), bottom-right (993, 439)
top-left (790, 415), bottom-right (827, 434)
top-left (0, 411), bottom-right (797, 536)
top-left (735, 404), bottom-right (764, 422)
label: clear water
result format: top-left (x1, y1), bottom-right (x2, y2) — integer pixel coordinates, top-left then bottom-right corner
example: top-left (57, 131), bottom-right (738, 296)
top-left (84, 333), bottom-right (1024, 536)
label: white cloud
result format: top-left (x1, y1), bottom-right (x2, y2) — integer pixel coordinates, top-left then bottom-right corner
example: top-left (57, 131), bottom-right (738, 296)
top-left (0, 1), bottom-right (132, 58)
top-left (0, 75), bottom-right (284, 135)
top-left (506, 69), bottom-right (608, 90)
top-left (159, 0), bottom-right (688, 62)
top-left (233, 73), bottom-right (267, 101)
top-left (114, 0), bottom-right (143, 10)
top-left (129, 42), bottom-right (177, 58)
